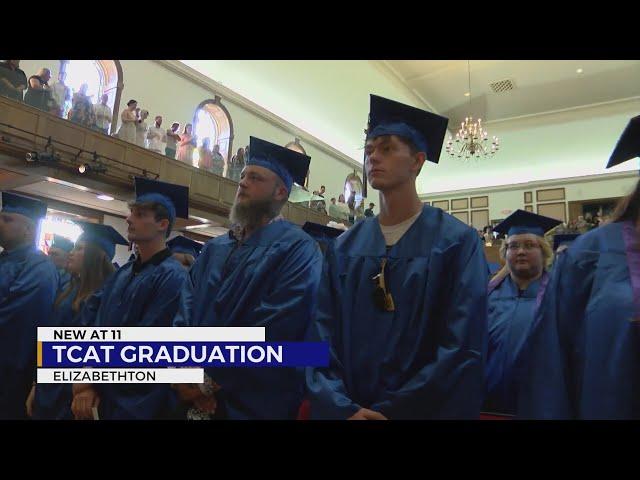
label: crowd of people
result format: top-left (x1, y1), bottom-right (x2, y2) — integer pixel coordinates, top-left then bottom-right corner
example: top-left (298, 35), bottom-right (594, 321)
top-left (310, 186), bottom-right (375, 224)
top-left (0, 61), bottom-right (250, 181)
top-left (1, 72), bottom-right (640, 421)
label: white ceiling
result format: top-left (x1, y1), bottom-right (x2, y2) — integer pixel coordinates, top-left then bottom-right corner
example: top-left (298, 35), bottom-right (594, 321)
top-left (381, 60), bottom-right (640, 125)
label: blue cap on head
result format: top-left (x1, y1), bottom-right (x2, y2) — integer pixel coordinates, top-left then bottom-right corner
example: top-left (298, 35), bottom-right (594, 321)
top-left (553, 233), bottom-right (580, 251)
top-left (366, 94), bottom-right (449, 164)
top-left (167, 235), bottom-right (203, 258)
top-left (246, 136), bottom-right (310, 193)
top-left (494, 209), bottom-right (562, 237)
top-left (133, 177), bottom-right (189, 224)
top-left (1, 192), bottom-right (47, 222)
top-left (607, 115), bottom-right (640, 169)
top-left (51, 234), bottom-right (74, 253)
top-left (75, 221), bottom-right (128, 261)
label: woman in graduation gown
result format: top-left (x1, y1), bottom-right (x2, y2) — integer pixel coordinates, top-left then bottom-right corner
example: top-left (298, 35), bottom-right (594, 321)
top-left (518, 115), bottom-right (640, 419)
top-left (483, 210), bottom-right (558, 416)
top-left (27, 223), bottom-right (121, 419)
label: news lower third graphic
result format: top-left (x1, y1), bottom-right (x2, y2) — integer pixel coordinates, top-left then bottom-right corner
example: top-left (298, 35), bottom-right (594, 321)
top-left (37, 327), bottom-right (330, 384)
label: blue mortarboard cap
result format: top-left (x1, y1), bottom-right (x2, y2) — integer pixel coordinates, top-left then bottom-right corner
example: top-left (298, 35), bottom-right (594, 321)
top-left (494, 209), bottom-right (562, 237)
top-left (51, 234), bottom-right (74, 252)
top-left (302, 222), bottom-right (344, 242)
top-left (607, 115), bottom-right (640, 169)
top-left (366, 95), bottom-right (449, 164)
top-left (246, 136), bottom-right (310, 193)
top-left (167, 235), bottom-right (203, 258)
top-left (133, 177), bottom-right (189, 222)
top-left (75, 221), bottom-right (128, 261)
top-left (1, 192), bottom-right (47, 222)
top-left (553, 233), bottom-right (580, 251)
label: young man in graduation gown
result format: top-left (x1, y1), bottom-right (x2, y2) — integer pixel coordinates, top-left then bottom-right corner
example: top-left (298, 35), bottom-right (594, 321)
top-left (483, 210), bottom-right (559, 415)
top-left (518, 115), bottom-right (640, 419)
top-left (172, 136), bottom-right (323, 420)
top-left (71, 177), bottom-right (190, 420)
top-left (48, 234), bottom-right (74, 292)
top-left (306, 95), bottom-right (488, 420)
top-left (0, 192), bottom-right (58, 419)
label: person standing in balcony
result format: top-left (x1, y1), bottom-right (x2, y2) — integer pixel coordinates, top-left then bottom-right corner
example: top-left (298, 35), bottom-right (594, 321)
top-left (24, 68), bottom-right (52, 112)
top-left (117, 99), bottom-right (138, 144)
top-left (69, 83), bottom-right (96, 128)
top-left (197, 138), bottom-right (214, 172)
top-left (93, 94), bottom-right (113, 135)
top-left (136, 109), bottom-right (150, 148)
top-left (147, 115), bottom-right (167, 154)
top-left (177, 123), bottom-right (196, 165)
top-left (212, 144), bottom-right (225, 176)
top-left (165, 122), bottom-right (180, 159)
top-left (0, 60), bottom-right (27, 102)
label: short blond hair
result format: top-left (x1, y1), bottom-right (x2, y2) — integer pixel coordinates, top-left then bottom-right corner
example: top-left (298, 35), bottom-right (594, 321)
top-left (491, 234), bottom-right (554, 283)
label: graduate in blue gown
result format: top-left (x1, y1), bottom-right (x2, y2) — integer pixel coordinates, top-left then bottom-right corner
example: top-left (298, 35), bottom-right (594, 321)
top-left (71, 178), bottom-right (189, 420)
top-left (48, 234), bottom-right (74, 293)
top-left (0, 192), bottom-right (58, 419)
top-left (483, 210), bottom-right (560, 415)
top-left (167, 235), bottom-right (202, 269)
top-left (518, 114), bottom-right (640, 419)
top-left (302, 222), bottom-right (344, 256)
top-left (29, 222), bottom-right (124, 419)
top-left (306, 95), bottom-right (488, 420)
top-left (173, 136), bottom-right (323, 420)
top-left (487, 261), bottom-right (501, 277)
top-left (552, 233), bottom-right (580, 255)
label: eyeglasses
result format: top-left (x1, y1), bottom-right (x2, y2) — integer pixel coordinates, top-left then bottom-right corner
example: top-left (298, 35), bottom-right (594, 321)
top-left (506, 242), bottom-right (540, 252)
top-left (372, 257), bottom-right (395, 312)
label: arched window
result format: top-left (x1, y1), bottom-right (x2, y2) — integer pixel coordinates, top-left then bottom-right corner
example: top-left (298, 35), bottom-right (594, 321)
top-left (60, 60), bottom-right (123, 134)
top-left (193, 96), bottom-right (233, 168)
top-left (285, 137), bottom-right (309, 188)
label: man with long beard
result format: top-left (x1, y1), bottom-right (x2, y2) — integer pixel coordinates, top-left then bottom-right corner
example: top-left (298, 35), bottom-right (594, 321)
top-left (173, 136), bottom-right (323, 420)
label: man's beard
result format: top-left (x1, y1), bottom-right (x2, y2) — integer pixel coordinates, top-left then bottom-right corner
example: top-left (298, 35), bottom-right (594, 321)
top-left (229, 195), bottom-right (280, 229)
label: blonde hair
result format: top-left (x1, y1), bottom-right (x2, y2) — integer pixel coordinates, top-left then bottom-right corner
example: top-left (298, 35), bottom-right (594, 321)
top-left (490, 234), bottom-right (554, 283)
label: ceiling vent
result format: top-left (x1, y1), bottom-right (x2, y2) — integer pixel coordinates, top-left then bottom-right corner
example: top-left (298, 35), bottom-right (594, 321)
top-left (489, 78), bottom-right (515, 94)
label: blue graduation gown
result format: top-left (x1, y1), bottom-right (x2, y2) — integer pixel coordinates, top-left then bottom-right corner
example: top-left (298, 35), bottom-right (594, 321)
top-left (484, 273), bottom-right (546, 415)
top-left (79, 252), bottom-right (188, 419)
top-left (518, 221), bottom-right (640, 419)
top-left (173, 220), bottom-right (323, 419)
top-left (33, 284), bottom-right (79, 420)
top-left (305, 206), bottom-right (488, 419)
top-left (57, 268), bottom-right (72, 294)
top-left (487, 262), bottom-right (501, 277)
top-left (0, 245), bottom-right (58, 419)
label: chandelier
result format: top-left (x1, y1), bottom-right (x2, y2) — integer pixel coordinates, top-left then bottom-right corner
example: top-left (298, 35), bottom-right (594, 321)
top-left (445, 61), bottom-right (499, 160)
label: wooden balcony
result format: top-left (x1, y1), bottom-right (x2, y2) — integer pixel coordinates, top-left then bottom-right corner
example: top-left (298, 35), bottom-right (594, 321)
top-left (0, 96), bottom-right (339, 228)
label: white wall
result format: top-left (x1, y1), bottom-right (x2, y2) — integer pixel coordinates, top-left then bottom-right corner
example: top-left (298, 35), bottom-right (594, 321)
top-left (425, 172), bottom-right (638, 223)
